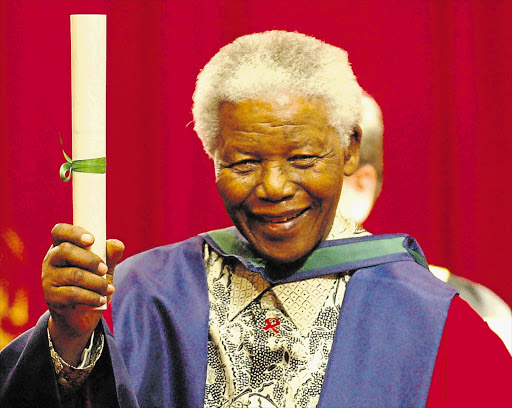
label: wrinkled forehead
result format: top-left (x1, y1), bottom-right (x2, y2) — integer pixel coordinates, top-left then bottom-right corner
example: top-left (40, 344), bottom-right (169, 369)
top-left (215, 96), bottom-right (342, 159)
top-left (217, 94), bottom-right (333, 127)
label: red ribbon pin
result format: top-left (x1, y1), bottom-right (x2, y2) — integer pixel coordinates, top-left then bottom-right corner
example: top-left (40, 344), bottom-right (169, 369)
top-left (263, 317), bottom-right (281, 334)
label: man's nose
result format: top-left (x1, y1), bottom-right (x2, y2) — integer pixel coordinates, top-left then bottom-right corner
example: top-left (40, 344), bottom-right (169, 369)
top-left (255, 163), bottom-right (295, 202)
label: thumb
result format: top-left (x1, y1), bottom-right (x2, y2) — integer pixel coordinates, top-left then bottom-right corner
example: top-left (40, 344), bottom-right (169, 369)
top-left (106, 239), bottom-right (125, 276)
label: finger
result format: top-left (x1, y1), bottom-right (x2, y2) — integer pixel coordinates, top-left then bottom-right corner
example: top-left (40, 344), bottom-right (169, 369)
top-left (52, 223), bottom-right (95, 249)
top-left (52, 267), bottom-right (115, 296)
top-left (48, 242), bottom-right (108, 276)
top-left (106, 239), bottom-right (125, 274)
top-left (49, 285), bottom-right (109, 308)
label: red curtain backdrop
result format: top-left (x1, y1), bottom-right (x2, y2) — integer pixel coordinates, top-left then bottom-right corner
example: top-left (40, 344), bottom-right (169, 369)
top-left (1, 0), bottom-right (511, 347)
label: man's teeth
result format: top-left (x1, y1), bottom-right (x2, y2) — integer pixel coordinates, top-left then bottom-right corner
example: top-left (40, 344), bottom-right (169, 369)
top-left (271, 215), bottom-right (294, 223)
top-left (265, 212), bottom-right (302, 223)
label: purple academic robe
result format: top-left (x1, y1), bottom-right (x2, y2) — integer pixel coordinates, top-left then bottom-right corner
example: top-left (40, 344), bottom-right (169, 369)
top-left (0, 229), bottom-right (455, 407)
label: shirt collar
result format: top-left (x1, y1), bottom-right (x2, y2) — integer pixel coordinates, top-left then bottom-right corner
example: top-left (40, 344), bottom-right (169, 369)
top-left (225, 214), bottom-right (366, 324)
top-left (226, 262), bottom-right (341, 337)
top-left (203, 214), bottom-right (373, 285)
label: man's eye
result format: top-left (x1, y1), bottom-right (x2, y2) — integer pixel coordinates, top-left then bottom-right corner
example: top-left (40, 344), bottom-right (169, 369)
top-left (229, 159), bottom-right (259, 173)
top-left (289, 155), bottom-right (318, 168)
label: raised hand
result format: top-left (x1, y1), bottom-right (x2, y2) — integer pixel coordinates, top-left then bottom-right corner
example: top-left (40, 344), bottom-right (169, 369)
top-left (43, 223), bottom-right (124, 365)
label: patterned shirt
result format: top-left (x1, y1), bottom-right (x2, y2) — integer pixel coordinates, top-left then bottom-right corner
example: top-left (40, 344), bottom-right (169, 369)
top-left (204, 214), bottom-right (368, 407)
top-left (48, 326), bottom-right (103, 394)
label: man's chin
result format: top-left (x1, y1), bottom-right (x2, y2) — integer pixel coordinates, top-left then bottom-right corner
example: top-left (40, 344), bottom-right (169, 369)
top-left (251, 238), bottom-right (315, 266)
top-left (235, 220), bottom-right (322, 264)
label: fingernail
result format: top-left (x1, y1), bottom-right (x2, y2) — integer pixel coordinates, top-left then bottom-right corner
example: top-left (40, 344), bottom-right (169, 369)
top-left (81, 233), bottom-right (93, 244)
top-left (107, 284), bottom-right (115, 295)
top-left (98, 263), bottom-right (108, 274)
top-left (99, 296), bottom-right (107, 304)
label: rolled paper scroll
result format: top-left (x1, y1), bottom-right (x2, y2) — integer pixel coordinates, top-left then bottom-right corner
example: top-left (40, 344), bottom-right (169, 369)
top-left (70, 15), bottom-right (107, 308)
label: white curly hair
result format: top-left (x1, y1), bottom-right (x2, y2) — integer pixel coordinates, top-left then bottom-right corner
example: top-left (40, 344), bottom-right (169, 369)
top-left (192, 30), bottom-right (363, 158)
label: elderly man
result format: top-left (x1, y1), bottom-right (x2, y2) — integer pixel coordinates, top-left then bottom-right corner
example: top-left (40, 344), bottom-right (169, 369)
top-left (1, 31), bottom-right (511, 408)
top-left (338, 92), bottom-right (512, 353)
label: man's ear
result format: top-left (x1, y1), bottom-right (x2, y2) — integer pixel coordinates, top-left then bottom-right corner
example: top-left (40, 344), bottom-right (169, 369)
top-left (343, 125), bottom-right (362, 176)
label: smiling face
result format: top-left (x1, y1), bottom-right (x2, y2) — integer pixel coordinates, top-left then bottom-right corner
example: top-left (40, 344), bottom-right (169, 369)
top-left (215, 94), bottom-right (360, 265)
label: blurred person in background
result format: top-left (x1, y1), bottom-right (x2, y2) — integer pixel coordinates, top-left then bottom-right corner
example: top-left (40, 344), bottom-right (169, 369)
top-left (338, 92), bottom-right (512, 353)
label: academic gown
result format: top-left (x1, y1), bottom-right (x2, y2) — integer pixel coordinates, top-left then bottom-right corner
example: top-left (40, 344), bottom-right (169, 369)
top-left (1, 228), bottom-right (511, 408)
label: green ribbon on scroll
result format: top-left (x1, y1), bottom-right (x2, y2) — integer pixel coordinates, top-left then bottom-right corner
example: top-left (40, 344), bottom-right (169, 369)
top-left (59, 150), bottom-right (106, 182)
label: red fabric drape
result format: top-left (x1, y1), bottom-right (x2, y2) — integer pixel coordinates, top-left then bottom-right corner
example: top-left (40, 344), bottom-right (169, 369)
top-left (1, 0), bottom-right (511, 347)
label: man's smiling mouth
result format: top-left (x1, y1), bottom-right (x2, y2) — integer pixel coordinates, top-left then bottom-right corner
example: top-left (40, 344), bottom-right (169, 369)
top-left (255, 208), bottom-right (309, 224)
